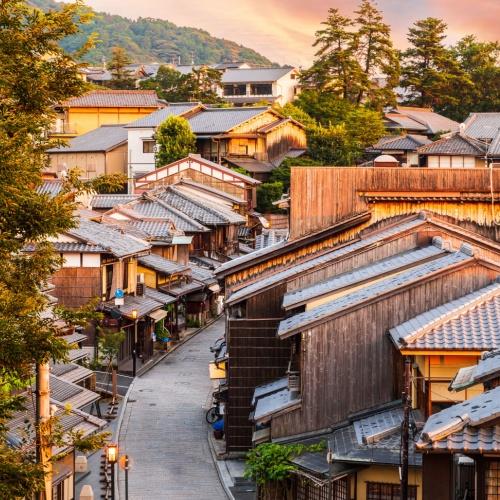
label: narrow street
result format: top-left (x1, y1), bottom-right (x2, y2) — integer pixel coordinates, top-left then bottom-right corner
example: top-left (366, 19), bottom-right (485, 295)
top-left (117, 318), bottom-right (227, 499)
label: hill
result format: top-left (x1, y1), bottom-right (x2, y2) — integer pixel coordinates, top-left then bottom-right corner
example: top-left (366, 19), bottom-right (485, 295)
top-left (28, 0), bottom-right (273, 66)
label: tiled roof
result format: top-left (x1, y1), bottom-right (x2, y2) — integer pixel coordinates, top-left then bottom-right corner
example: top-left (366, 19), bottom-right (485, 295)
top-left (189, 264), bottom-right (217, 285)
top-left (417, 386), bottom-right (500, 452)
top-left (488, 129), bottom-right (500, 156)
top-left (60, 332), bottom-right (88, 345)
top-left (51, 362), bottom-right (94, 384)
top-left (225, 216), bottom-right (428, 305)
top-left (278, 249), bottom-right (474, 338)
top-left (38, 180), bottom-right (63, 197)
top-left (49, 374), bottom-right (100, 408)
top-left (175, 178), bottom-right (247, 205)
top-left (47, 125), bottom-right (128, 153)
top-left (225, 156), bottom-right (275, 173)
top-left (450, 351), bottom-right (500, 391)
top-left (126, 220), bottom-right (174, 240)
top-left (144, 286), bottom-right (176, 305)
top-left (389, 281), bottom-right (500, 351)
top-left (255, 229), bottom-right (289, 251)
top-left (417, 133), bottom-right (487, 155)
top-left (68, 218), bottom-right (150, 258)
top-left (52, 242), bottom-right (105, 253)
top-left (282, 244), bottom-right (445, 310)
top-left (126, 103), bottom-right (201, 128)
top-left (138, 254), bottom-right (189, 275)
top-left (156, 186), bottom-right (246, 225)
top-left (252, 387), bottom-right (301, 423)
top-left (187, 107), bottom-right (268, 135)
top-left (159, 280), bottom-right (204, 297)
top-left (91, 194), bottom-right (139, 209)
top-left (221, 67), bottom-right (294, 83)
top-left (252, 377), bottom-right (288, 406)
top-left (370, 134), bottom-right (431, 151)
top-left (62, 90), bottom-right (161, 108)
top-left (463, 112), bottom-right (500, 140)
top-left (385, 113), bottom-right (428, 131)
top-left (102, 293), bottom-right (163, 319)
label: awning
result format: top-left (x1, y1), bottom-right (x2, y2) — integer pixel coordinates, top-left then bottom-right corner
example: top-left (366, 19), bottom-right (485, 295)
top-left (148, 309), bottom-right (168, 322)
top-left (209, 361), bottom-right (226, 380)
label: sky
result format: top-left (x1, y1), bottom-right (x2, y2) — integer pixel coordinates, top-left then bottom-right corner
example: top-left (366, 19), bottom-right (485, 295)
top-left (82, 0), bottom-right (500, 66)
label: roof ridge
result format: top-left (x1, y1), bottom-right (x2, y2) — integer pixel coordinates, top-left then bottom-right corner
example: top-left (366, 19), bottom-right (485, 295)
top-left (397, 280), bottom-right (500, 346)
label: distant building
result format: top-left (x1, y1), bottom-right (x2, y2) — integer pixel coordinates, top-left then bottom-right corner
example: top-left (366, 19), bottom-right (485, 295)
top-left (218, 67), bottom-right (300, 106)
top-left (367, 134), bottom-right (431, 167)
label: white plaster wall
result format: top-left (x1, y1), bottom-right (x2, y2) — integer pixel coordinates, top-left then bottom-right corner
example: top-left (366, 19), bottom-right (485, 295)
top-left (127, 128), bottom-right (156, 177)
top-left (82, 253), bottom-right (101, 267)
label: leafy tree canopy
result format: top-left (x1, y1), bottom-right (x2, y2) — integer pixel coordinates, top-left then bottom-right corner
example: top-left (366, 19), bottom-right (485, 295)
top-left (155, 115), bottom-right (197, 166)
top-left (105, 46), bottom-right (136, 89)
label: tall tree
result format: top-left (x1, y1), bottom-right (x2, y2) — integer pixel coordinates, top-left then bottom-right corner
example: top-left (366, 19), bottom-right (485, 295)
top-left (107, 46), bottom-right (135, 89)
top-left (140, 65), bottom-right (187, 101)
top-left (354, 0), bottom-right (399, 106)
top-left (301, 8), bottom-right (363, 101)
top-left (0, 1), bottom-right (115, 495)
top-left (155, 115), bottom-right (196, 166)
top-left (400, 18), bottom-right (472, 110)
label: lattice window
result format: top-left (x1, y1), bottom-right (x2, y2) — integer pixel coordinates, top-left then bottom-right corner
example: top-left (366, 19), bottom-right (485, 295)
top-left (296, 476), bottom-right (349, 500)
top-left (486, 461), bottom-right (500, 499)
top-left (366, 482), bottom-right (417, 500)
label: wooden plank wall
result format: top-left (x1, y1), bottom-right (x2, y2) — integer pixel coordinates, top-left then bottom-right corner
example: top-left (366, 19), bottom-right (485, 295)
top-left (290, 167), bottom-right (500, 239)
top-left (52, 267), bottom-right (101, 308)
top-left (270, 263), bottom-right (498, 439)
top-left (226, 318), bottom-right (291, 453)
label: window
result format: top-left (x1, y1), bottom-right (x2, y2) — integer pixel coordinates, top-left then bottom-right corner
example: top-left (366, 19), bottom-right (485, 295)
top-left (223, 84), bottom-right (246, 96)
top-left (486, 461), bottom-right (500, 499)
top-left (250, 83), bottom-right (272, 96)
top-left (367, 482), bottom-right (417, 500)
top-left (143, 140), bottom-right (155, 154)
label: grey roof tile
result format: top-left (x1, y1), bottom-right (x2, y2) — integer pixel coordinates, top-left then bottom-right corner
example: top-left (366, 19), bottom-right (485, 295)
top-left (52, 242), bottom-right (106, 253)
top-left (102, 293), bottom-right (163, 319)
top-left (389, 281), bottom-right (500, 351)
top-left (450, 350), bottom-right (500, 391)
top-left (417, 386), bottom-right (500, 452)
top-left (417, 133), bottom-right (487, 155)
top-left (252, 388), bottom-right (301, 422)
top-left (221, 67), bottom-right (294, 83)
top-left (138, 254), bottom-right (189, 275)
top-left (255, 229), bottom-right (289, 251)
top-left (158, 280), bottom-right (204, 297)
top-left (62, 90), bottom-right (160, 108)
top-left (278, 250), bottom-right (474, 338)
top-left (126, 220), bottom-right (174, 240)
top-left (125, 103), bottom-right (201, 128)
top-left (48, 374), bottom-right (100, 408)
top-left (370, 134), bottom-right (432, 151)
top-left (488, 129), bottom-right (500, 156)
top-left (144, 286), bottom-right (176, 305)
top-left (189, 264), bottom-right (217, 285)
top-left (68, 218), bottom-right (150, 258)
top-left (47, 125), bottom-right (128, 153)
top-left (51, 363), bottom-right (93, 384)
top-left (37, 180), bottom-right (63, 197)
top-left (225, 216), bottom-right (428, 305)
top-left (187, 107), bottom-right (268, 135)
top-left (385, 113), bottom-right (428, 131)
top-left (252, 377), bottom-right (289, 406)
top-left (282, 245), bottom-right (444, 310)
top-left (91, 194), bottom-right (139, 209)
top-left (463, 112), bottom-right (500, 141)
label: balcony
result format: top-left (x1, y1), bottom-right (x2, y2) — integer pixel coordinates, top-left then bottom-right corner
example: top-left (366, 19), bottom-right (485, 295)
top-left (49, 122), bottom-right (78, 136)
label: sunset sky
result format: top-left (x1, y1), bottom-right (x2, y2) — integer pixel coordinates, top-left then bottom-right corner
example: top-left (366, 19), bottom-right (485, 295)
top-left (82, 0), bottom-right (499, 66)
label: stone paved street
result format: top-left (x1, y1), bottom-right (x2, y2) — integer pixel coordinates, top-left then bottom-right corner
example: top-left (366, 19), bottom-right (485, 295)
top-left (118, 318), bottom-right (227, 499)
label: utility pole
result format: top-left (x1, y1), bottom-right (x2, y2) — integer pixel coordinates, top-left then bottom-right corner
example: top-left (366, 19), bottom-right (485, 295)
top-left (36, 362), bottom-right (52, 500)
top-left (401, 357), bottom-right (412, 500)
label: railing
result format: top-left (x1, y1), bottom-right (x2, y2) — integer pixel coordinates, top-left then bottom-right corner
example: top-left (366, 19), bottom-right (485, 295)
top-left (49, 122), bottom-right (78, 135)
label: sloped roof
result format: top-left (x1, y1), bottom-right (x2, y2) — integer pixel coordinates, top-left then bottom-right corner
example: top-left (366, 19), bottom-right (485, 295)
top-left (450, 350), bottom-right (500, 391)
top-left (176, 178), bottom-right (247, 204)
top-left (102, 293), bottom-right (163, 319)
top-left (47, 125), bottom-right (128, 153)
top-left (222, 67), bottom-right (294, 83)
top-left (125, 220), bottom-right (174, 240)
top-left (68, 218), bottom-right (150, 258)
top-left (252, 387), bottom-right (301, 423)
top-left (463, 112), bottom-right (500, 141)
top-left (389, 281), bottom-right (500, 351)
top-left (417, 133), bottom-right (487, 156)
top-left (278, 248), bottom-right (475, 338)
top-left (225, 156), bottom-right (275, 173)
top-left (62, 90), bottom-right (161, 108)
top-left (488, 129), bottom-right (500, 157)
top-left (126, 103), bottom-right (201, 128)
top-left (138, 254), bottom-right (189, 275)
top-left (144, 286), bottom-right (176, 305)
top-left (255, 229), bottom-right (289, 251)
top-left (282, 244), bottom-right (445, 310)
top-left (91, 194), bottom-right (139, 209)
top-left (385, 113), bottom-right (428, 131)
top-left (225, 215), bottom-right (428, 306)
top-left (369, 134), bottom-right (432, 151)
top-left (49, 374), bottom-right (100, 408)
top-left (395, 107), bottom-right (460, 134)
top-left (187, 107), bottom-right (269, 135)
top-left (156, 186), bottom-right (246, 225)
top-left (38, 180), bottom-right (63, 197)
top-left (417, 386), bottom-right (500, 453)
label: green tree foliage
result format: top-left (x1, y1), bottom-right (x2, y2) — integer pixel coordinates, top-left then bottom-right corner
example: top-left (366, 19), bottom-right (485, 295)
top-left (155, 115), bottom-right (196, 166)
top-left (302, 1), bottom-right (398, 107)
top-left (106, 46), bottom-right (135, 90)
top-left (0, 1), bottom-right (114, 494)
top-left (244, 442), bottom-right (325, 486)
top-left (268, 156), bottom-right (322, 191)
top-left (400, 18), bottom-right (472, 110)
top-left (141, 64), bottom-right (223, 103)
top-left (98, 328), bottom-right (126, 369)
top-left (307, 124), bottom-right (361, 165)
top-left (256, 182), bottom-right (284, 213)
top-left (29, 0), bottom-right (273, 66)
top-left (274, 103), bottom-right (317, 128)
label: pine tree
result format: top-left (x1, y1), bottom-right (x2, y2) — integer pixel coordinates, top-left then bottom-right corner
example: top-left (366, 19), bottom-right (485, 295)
top-left (354, 0), bottom-right (399, 106)
top-left (155, 115), bottom-right (196, 166)
top-left (400, 18), bottom-right (472, 110)
top-left (107, 46), bottom-right (135, 89)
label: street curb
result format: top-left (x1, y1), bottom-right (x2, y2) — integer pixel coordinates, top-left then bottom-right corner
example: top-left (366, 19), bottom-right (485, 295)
top-left (136, 314), bottom-right (224, 378)
top-left (207, 430), bottom-right (233, 500)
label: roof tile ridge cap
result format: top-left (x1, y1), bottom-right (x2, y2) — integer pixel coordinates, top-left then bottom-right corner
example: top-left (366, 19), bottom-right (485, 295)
top-left (148, 191), bottom-right (208, 230)
top-left (422, 413), bottom-right (471, 444)
top-left (168, 185), bottom-right (230, 221)
top-left (401, 281), bottom-right (500, 346)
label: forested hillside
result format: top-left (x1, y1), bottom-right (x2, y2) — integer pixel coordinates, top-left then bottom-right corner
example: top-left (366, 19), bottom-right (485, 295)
top-left (29, 0), bottom-right (273, 65)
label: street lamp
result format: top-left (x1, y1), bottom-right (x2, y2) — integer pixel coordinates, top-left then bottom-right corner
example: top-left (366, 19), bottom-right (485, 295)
top-left (106, 443), bottom-right (118, 500)
top-left (131, 309), bottom-right (138, 377)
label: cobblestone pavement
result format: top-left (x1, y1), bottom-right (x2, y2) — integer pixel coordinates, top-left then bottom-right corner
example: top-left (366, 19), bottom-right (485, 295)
top-left (118, 318), bottom-right (227, 500)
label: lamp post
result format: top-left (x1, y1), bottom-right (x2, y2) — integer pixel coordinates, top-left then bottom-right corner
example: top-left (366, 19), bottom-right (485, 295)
top-left (131, 309), bottom-right (138, 377)
top-left (106, 443), bottom-right (118, 500)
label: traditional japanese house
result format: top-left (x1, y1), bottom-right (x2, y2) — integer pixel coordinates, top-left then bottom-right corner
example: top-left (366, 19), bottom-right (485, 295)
top-left (389, 281), bottom-right (500, 417)
top-left (384, 107), bottom-right (459, 137)
top-left (366, 134), bottom-right (431, 167)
